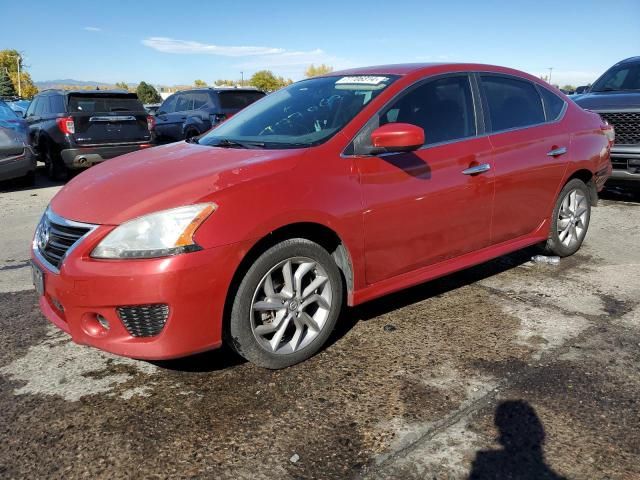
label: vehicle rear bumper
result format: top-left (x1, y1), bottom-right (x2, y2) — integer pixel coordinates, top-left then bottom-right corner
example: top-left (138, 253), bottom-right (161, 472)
top-left (608, 145), bottom-right (640, 183)
top-left (61, 143), bottom-right (155, 169)
top-left (30, 240), bottom-right (244, 360)
top-left (0, 146), bottom-right (36, 181)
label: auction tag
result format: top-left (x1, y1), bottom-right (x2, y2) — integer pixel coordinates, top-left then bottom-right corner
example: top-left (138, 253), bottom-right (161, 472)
top-left (336, 76), bottom-right (389, 85)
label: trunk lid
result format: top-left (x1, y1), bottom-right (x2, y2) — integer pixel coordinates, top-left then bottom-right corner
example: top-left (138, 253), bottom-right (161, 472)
top-left (67, 92), bottom-right (152, 145)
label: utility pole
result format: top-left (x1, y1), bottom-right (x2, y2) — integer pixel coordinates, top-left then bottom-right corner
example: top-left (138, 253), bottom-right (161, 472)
top-left (548, 67), bottom-right (553, 85)
top-left (240, 71), bottom-right (244, 86)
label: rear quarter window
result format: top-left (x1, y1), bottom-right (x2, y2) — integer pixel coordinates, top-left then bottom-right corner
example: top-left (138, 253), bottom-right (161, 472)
top-left (218, 91), bottom-right (265, 109)
top-left (538, 87), bottom-right (566, 122)
top-left (67, 95), bottom-right (145, 113)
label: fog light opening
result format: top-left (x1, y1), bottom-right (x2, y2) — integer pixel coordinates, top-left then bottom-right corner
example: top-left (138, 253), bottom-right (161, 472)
top-left (96, 314), bottom-right (110, 331)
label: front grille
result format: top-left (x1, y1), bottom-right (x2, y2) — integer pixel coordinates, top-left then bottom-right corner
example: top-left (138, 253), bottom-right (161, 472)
top-left (598, 111), bottom-right (640, 145)
top-left (36, 213), bottom-right (92, 269)
top-left (117, 304), bottom-right (169, 337)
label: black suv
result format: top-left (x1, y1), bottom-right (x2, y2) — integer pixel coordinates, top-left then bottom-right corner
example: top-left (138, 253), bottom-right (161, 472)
top-left (25, 90), bottom-right (154, 179)
top-left (153, 87), bottom-right (265, 143)
top-left (574, 57), bottom-right (640, 186)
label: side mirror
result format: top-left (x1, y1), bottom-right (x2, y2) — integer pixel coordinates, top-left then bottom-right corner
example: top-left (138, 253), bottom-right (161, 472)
top-left (370, 123), bottom-right (424, 154)
top-left (575, 85), bottom-right (589, 94)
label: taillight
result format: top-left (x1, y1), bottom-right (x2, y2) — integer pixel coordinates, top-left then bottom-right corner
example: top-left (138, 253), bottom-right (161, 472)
top-left (147, 115), bottom-right (156, 131)
top-left (56, 116), bottom-right (75, 135)
top-left (601, 121), bottom-right (615, 146)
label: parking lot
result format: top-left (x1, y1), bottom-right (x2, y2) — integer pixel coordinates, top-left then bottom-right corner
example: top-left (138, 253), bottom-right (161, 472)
top-left (0, 171), bottom-right (638, 479)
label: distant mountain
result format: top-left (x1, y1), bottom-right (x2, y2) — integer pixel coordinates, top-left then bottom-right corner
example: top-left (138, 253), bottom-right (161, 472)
top-left (35, 79), bottom-right (136, 90)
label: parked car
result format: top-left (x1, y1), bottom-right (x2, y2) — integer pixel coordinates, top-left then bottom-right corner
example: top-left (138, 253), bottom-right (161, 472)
top-left (573, 56), bottom-right (640, 186)
top-left (0, 100), bottom-right (36, 185)
top-left (31, 63), bottom-right (612, 368)
top-left (8, 99), bottom-right (30, 117)
top-left (25, 89), bottom-right (155, 179)
top-left (153, 87), bottom-right (265, 143)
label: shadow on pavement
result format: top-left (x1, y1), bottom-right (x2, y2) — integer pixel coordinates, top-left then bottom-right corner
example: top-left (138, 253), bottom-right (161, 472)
top-left (0, 166), bottom-right (65, 193)
top-left (600, 184), bottom-right (640, 204)
top-left (468, 400), bottom-right (567, 480)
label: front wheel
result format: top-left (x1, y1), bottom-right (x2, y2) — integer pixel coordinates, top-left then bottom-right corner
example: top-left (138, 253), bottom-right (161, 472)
top-left (227, 239), bottom-right (343, 369)
top-left (544, 178), bottom-right (591, 257)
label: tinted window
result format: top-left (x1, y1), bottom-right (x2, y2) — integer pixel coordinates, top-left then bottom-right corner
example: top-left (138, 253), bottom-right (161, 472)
top-left (192, 92), bottom-right (212, 109)
top-left (26, 98), bottom-right (38, 117)
top-left (481, 75), bottom-right (544, 131)
top-left (382, 75), bottom-right (476, 145)
top-left (539, 87), bottom-right (565, 121)
top-left (175, 94), bottom-right (193, 112)
top-left (40, 97), bottom-right (51, 116)
top-left (50, 95), bottom-right (66, 114)
top-left (218, 91), bottom-right (266, 109)
top-left (67, 94), bottom-right (144, 113)
top-left (591, 62), bottom-right (640, 92)
top-left (0, 101), bottom-right (18, 120)
top-left (159, 95), bottom-right (177, 114)
top-left (33, 97), bottom-right (45, 116)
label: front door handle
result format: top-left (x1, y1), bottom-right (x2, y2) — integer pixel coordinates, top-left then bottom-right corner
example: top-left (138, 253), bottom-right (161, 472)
top-left (547, 146), bottom-right (567, 157)
top-left (462, 163), bottom-right (491, 175)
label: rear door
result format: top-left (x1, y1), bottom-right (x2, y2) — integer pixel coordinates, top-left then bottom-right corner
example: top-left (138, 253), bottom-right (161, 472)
top-left (67, 93), bottom-right (151, 145)
top-left (480, 74), bottom-right (571, 244)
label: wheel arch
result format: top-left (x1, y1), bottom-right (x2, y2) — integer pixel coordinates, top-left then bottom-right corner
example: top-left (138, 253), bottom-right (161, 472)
top-left (222, 222), bottom-right (355, 339)
top-left (566, 168), bottom-right (598, 205)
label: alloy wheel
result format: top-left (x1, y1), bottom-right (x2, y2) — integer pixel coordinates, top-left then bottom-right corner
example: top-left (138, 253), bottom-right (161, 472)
top-left (557, 188), bottom-right (589, 248)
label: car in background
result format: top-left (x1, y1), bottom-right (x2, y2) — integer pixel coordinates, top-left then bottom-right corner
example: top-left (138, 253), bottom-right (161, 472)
top-left (8, 99), bottom-right (30, 117)
top-left (32, 63), bottom-right (612, 368)
top-left (0, 100), bottom-right (36, 185)
top-left (25, 89), bottom-right (155, 179)
top-left (144, 103), bottom-right (161, 116)
top-left (153, 87), bottom-right (265, 143)
top-left (573, 56), bottom-right (640, 186)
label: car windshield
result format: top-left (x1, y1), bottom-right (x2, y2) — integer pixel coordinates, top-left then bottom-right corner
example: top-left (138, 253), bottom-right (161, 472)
top-left (198, 75), bottom-right (397, 149)
top-left (591, 62), bottom-right (640, 92)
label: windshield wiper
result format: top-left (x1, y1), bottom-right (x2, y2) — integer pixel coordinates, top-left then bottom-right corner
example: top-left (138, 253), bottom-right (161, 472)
top-left (213, 139), bottom-right (265, 149)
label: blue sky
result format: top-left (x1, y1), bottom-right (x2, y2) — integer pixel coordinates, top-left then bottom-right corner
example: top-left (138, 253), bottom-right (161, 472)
top-left (2, 0), bottom-right (639, 86)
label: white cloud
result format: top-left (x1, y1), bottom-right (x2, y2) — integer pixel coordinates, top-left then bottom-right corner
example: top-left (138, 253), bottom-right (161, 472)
top-left (142, 36), bottom-right (285, 57)
top-left (83, 26), bottom-right (101, 32)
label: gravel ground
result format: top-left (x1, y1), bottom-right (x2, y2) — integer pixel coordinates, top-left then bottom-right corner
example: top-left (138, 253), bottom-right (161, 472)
top-left (0, 171), bottom-right (639, 479)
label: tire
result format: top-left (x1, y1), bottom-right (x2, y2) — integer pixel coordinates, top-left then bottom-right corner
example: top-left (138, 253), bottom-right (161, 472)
top-left (544, 178), bottom-right (591, 257)
top-left (44, 145), bottom-right (68, 181)
top-left (185, 129), bottom-right (199, 141)
top-left (227, 239), bottom-right (343, 369)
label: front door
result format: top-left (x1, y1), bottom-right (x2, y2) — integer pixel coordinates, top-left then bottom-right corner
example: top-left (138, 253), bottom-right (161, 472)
top-left (354, 74), bottom-right (495, 285)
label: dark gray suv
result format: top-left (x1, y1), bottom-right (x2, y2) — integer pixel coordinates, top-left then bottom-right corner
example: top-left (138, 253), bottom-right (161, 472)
top-left (153, 87), bottom-right (265, 144)
top-left (574, 57), bottom-right (640, 186)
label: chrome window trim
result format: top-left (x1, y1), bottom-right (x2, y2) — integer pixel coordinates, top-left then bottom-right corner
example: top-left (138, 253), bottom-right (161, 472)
top-left (32, 208), bottom-right (99, 274)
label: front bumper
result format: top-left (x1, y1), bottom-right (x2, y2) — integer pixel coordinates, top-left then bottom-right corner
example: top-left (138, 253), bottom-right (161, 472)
top-left (31, 228), bottom-right (245, 360)
top-left (608, 145), bottom-right (640, 182)
top-left (61, 143), bottom-right (154, 169)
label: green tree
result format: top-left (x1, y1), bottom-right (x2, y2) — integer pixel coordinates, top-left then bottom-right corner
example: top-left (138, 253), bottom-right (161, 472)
top-left (0, 69), bottom-right (16, 97)
top-left (214, 79), bottom-right (236, 87)
top-left (305, 64), bottom-right (333, 78)
top-left (0, 49), bottom-right (38, 99)
top-left (194, 79), bottom-right (207, 87)
top-left (249, 70), bottom-right (292, 92)
top-left (115, 81), bottom-right (129, 91)
top-left (136, 81), bottom-right (161, 104)
top-left (561, 84), bottom-right (576, 93)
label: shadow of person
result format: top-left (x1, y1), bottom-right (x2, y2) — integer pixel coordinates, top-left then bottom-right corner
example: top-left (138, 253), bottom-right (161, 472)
top-left (468, 400), bottom-right (566, 480)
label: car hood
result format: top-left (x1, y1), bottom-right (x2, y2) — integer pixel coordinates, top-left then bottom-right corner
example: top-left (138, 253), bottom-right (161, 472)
top-left (573, 91), bottom-right (640, 110)
top-left (50, 142), bottom-right (301, 225)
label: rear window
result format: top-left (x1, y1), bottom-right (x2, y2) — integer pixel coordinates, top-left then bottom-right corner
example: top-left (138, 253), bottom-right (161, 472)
top-left (218, 91), bottom-right (265, 109)
top-left (67, 94), bottom-right (145, 113)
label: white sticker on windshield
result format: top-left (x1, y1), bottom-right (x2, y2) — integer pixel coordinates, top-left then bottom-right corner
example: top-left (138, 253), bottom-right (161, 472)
top-left (336, 76), bottom-right (389, 85)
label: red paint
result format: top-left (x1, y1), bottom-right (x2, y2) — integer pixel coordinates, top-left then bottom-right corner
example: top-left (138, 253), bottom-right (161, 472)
top-left (371, 123), bottom-right (425, 151)
top-left (33, 63), bottom-right (611, 360)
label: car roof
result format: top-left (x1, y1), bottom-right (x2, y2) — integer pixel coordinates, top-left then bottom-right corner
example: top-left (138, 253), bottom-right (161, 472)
top-left (177, 87), bottom-right (265, 94)
top-left (617, 56), bottom-right (640, 65)
top-left (37, 89), bottom-right (138, 96)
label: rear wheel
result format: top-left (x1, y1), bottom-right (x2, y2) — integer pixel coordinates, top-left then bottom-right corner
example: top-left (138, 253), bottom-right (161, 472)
top-left (544, 178), bottom-right (591, 257)
top-left (185, 129), bottom-right (199, 141)
top-left (227, 239), bottom-right (343, 369)
top-left (44, 144), bottom-right (68, 181)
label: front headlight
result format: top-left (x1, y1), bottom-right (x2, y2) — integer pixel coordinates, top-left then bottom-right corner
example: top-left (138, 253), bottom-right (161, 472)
top-left (91, 203), bottom-right (216, 259)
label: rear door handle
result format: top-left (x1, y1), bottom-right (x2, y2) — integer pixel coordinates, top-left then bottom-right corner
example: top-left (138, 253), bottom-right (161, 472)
top-left (547, 147), bottom-right (567, 157)
top-left (462, 163), bottom-right (491, 175)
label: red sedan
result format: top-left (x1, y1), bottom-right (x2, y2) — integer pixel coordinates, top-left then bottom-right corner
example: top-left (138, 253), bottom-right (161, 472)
top-left (31, 63), bottom-right (613, 368)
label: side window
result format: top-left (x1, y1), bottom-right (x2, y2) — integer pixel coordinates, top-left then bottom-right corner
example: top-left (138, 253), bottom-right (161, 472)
top-left (33, 97), bottom-right (46, 116)
top-left (192, 92), bottom-right (211, 109)
top-left (175, 93), bottom-right (194, 112)
top-left (481, 75), bottom-right (545, 131)
top-left (50, 95), bottom-right (66, 114)
top-left (39, 97), bottom-right (51, 116)
top-left (26, 97), bottom-right (39, 117)
top-left (538, 87), bottom-right (566, 122)
top-left (381, 75), bottom-right (476, 145)
top-left (159, 95), bottom-right (177, 114)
